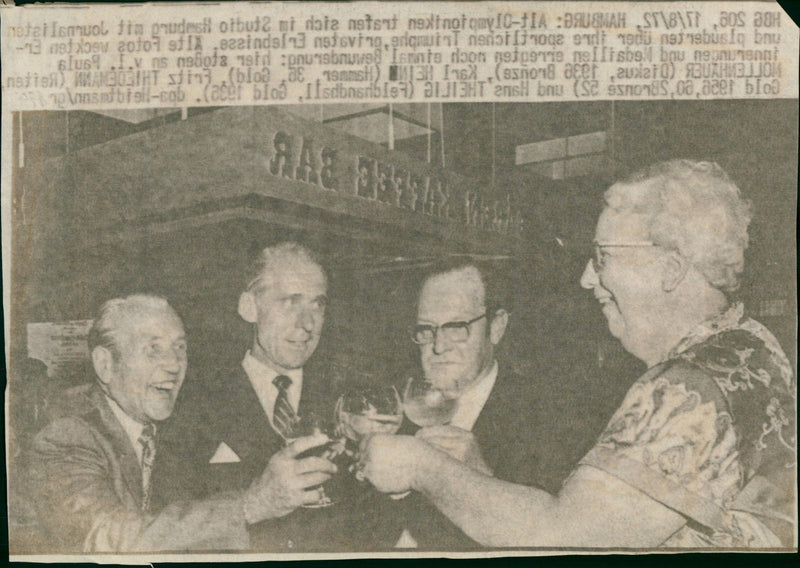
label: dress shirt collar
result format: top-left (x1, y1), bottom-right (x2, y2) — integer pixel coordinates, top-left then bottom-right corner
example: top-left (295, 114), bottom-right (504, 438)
top-left (242, 350), bottom-right (304, 427)
top-left (450, 360), bottom-right (498, 431)
top-left (104, 394), bottom-right (148, 466)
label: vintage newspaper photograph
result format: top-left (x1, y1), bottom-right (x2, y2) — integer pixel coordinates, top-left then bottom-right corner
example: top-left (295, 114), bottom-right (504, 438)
top-left (2, 1), bottom-right (797, 561)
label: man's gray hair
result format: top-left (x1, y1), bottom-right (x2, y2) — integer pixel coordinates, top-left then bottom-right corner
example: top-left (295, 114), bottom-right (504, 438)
top-left (244, 242), bottom-right (326, 294)
top-left (88, 294), bottom-right (179, 359)
top-left (606, 160), bottom-right (753, 292)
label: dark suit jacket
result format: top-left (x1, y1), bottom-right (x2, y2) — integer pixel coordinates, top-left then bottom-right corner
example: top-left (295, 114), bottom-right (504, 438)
top-left (27, 385), bottom-right (249, 552)
top-left (395, 365), bottom-right (590, 550)
top-left (152, 361), bottom-right (360, 551)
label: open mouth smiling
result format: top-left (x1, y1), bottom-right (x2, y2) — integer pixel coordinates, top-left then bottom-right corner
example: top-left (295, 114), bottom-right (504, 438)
top-left (595, 293), bottom-right (615, 305)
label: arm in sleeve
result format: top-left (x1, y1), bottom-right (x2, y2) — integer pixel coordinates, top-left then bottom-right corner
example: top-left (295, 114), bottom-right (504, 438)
top-left (409, 440), bottom-right (687, 547)
top-left (579, 361), bottom-right (740, 532)
top-left (28, 417), bottom-right (250, 552)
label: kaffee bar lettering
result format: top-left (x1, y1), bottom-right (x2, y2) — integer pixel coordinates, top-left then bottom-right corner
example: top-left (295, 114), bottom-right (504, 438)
top-left (260, 120), bottom-right (521, 235)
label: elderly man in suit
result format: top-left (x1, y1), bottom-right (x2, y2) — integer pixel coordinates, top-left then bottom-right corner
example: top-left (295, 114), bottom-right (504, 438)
top-left (27, 294), bottom-right (335, 552)
top-left (386, 258), bottom-right (584, 549)
top-left (153, 242), bottom-right (347, 550)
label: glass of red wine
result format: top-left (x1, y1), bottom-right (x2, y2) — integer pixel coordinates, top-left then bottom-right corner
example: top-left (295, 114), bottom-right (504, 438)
top-left (282, 412), bottom-right (345, 508)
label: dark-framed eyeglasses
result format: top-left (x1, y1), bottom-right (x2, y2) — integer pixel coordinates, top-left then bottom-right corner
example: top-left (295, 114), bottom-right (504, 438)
top-left (410, 313), bottom-right (487, 345)
top-left (592, 241), bottom-right (657, 273)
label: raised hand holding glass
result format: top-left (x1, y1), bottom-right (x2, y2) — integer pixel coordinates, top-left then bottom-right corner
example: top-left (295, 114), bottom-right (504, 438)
top-left (281, 412), bottom-right (344, 508)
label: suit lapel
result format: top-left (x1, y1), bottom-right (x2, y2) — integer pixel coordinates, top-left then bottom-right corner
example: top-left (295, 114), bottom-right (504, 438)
top-left (298, 369), bottom-right (326, 418)
top-left (298, 377), bottom-right (312, 417)
top-left (221, 365), bottom-right (283, 465)
top-left (472, 367), bottom-right (550, 487)
top-left (89, 387), bottom-right (145, 507)
top-left (472, 388), bottom-right (501, 449)
top-left (219, 365), bottom-right (331, 468)
top-left (473, 367), bottom-right (522, 456)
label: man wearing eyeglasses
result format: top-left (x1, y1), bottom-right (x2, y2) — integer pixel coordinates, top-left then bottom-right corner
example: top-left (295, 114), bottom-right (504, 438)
top-left (412, 262), bottom-right (508, 450)
top-left (392, 258), bottom-right (575, 549)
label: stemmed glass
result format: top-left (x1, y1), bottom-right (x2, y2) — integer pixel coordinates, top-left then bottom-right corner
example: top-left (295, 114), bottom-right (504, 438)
top-left (402, 377), bottom-right (457, 427)
top-left (335, 385), bottom-right (404, 442)
top-left (281, 412), bottom-right (345, 508)
top-left (335, 385), bottom-right (404, 485)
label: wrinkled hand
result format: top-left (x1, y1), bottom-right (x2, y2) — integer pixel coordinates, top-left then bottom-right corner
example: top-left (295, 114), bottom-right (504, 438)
top-left (357, 434), bottom-right (427, 494)
top-left (242, 433), bottom-right (337, 524)
top-left (415, 425), bottom-right (493, 476)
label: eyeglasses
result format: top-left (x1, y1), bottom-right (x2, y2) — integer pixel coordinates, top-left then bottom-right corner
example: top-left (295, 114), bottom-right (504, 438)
top-left (592, 241), bottom-right (656, 272)
top-left (410, 313), bottom-right (487, 345)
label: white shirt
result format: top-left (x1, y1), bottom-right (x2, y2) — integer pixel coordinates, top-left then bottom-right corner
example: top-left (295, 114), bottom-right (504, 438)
top-left (449, 360), bottom-right (499, 431)
top-left (105, 394), bottom-right (148, 467)
top-left (242, 350), bottom-right (303, 432)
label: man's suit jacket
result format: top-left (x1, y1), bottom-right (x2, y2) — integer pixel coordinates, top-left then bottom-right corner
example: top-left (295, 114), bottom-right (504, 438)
top-left (397, 365), bottom-right (593, 549)
top-left (26, 385), bottom-right (249, 553)
top-left (152, 362), bottom-right (357, 551)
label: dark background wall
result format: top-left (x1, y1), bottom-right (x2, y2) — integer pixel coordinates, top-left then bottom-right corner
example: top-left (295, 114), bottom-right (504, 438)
top-left (8, 100), bottom-right (797, 448)
top-left (7, 101), bottom-right (796, 553)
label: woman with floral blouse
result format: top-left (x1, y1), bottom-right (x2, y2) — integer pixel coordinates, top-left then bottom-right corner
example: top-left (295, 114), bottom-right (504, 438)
top-left (358, 160), bottom-right (795, 548)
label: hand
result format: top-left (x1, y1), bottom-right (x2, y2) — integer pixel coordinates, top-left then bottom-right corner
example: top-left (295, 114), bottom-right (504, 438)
top-left (242, 433), bottom-right (337, 524)
top-left (415, 425), bottom-right (493, 476)
top-left (357, 434), bottom-right (427, 494)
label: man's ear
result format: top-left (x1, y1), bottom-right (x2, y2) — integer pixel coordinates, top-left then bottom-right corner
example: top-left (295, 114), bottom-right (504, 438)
top-left (662, 251), bottom-right (690, 292)
top-left (91, 346), bottom-right (115, 385)
top-left (489, 309), bottom-right (509, 345)
top-left (238, 291), bottom-right (258, 323)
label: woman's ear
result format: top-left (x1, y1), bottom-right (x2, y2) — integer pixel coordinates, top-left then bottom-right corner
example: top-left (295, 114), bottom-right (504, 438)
top-left (661, 251), bottom-right (690, 292)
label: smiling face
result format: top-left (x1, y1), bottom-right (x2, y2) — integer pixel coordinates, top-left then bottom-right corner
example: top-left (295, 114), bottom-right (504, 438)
top-left (103, 307), bottom-right (188, 423)
top-left (417, 266), bottom-right (503, 398)
top-left (580, 205), bottom-right (665, 363)
top-left (245, 258), bottom-right (327, 374)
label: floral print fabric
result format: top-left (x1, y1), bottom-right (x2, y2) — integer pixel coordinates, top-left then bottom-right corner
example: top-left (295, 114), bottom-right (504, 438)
top-left (580, 304), bottom-right (796, 547)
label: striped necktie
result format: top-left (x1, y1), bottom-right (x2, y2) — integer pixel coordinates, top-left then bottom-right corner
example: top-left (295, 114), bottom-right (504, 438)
top-left (139, 423), bottom-right (156, 511)
top-left (272, 374), bottom-right (297, 438)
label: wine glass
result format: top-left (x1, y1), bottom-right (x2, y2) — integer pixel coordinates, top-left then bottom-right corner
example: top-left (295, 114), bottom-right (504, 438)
top-left (335, 385), bottom-right (404, 443)
top-left (335, 385), bottom-right (405, 495)
top-left (281, 412), bottom-right (345, 508)
top-left (402, 377), bottom-right (457, 427)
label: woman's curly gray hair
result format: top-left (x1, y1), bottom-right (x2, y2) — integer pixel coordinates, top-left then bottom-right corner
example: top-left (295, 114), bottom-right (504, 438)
top-left (605, 160), bottom-right (753, 292)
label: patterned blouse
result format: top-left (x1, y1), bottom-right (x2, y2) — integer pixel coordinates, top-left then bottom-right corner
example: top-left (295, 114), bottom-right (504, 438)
top-left (580, 304), bottom-right (796, 548)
